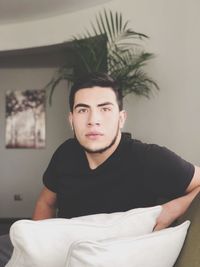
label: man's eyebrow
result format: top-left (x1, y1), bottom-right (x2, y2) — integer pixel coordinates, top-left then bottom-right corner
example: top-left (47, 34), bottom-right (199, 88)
top-left (97, 102), bottom-right (114, 107)
top-left (74, 102), bottom-right (114, 109)
top-left (74, 103), bottom-right (90, 109)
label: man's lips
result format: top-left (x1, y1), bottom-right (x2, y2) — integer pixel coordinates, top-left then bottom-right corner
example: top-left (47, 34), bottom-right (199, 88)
top-left (85, 132), bottom-right (104, 137)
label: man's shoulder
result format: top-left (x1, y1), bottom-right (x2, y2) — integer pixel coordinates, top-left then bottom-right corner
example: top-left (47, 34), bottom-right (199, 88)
top-left (59, 137), bottom-right (78, 147)
top-left (129, 138), bottom-right (186, 166)
top-left (123, 135), bottom-right (170, 159)
top-left (123, 134), bottom-right (152, 151)
top-left (125, 134), bottom-right (165, 151)
top-left (121, 135), bottom-right (151, 162)
top-left (53, 138), bottom-right (81, 157)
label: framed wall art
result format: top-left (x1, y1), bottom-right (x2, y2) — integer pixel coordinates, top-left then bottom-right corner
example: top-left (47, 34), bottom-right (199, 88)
top-left (5, 89), bottom-right (46, 149)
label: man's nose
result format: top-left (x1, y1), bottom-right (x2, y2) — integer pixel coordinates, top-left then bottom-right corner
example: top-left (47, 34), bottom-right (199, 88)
top-left (87, 110), bottom-right (101, 126)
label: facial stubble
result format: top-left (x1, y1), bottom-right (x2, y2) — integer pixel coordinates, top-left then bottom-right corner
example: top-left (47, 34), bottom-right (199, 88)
top-left (73, 122), bottom-right (121, 154)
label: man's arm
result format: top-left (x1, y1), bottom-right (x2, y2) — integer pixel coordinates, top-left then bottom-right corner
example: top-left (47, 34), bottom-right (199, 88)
top-left (32, 186), bottom-right (57, 220)
top-left (154, 165), bottom-right (200, 230)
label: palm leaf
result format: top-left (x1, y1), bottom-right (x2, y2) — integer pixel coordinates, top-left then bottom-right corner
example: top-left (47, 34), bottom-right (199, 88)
top-left (45, 68), bottom-right (74, 105)
top-left (45, 9), bottom-right (159, 104)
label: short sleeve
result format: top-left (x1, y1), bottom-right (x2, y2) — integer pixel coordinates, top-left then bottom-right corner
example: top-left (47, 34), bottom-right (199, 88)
top-left (42, 138), bottom-right (77, 193)
top-left (43, 151), bottom-right (59, 193)
top-left (143, 144), bottom-right (195, 199)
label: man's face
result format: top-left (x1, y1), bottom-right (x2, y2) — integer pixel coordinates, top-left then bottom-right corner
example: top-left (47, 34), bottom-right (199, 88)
top-left (69, 86), bottom-right (126, 154)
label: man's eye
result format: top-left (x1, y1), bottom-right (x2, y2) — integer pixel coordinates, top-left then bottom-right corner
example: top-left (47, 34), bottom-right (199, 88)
top-left (78, 108), bottom-right (88, 113)
top-left (101, 107), bottom-right (111, 112)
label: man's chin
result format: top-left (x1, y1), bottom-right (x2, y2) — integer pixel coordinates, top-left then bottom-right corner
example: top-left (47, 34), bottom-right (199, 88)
top-left (82, 135), bottom-right (119, 154)
top-left (75, 126), bottom-right (121, 154)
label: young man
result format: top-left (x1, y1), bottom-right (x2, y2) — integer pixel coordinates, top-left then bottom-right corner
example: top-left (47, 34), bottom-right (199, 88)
top-left (0, 72), bottom-right (200, 266)
top-left (33, 72), bottom-right (200, 230)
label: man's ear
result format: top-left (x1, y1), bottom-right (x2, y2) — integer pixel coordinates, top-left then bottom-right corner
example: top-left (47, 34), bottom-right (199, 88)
top-left (119, 110), bottom-right (127, 129)
top-left (68, 112), bottom-right (73, 131)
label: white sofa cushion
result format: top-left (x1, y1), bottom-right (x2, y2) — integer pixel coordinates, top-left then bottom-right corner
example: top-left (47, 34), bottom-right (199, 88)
top-left (6, 206), bottom-right (161, 267)
top-left (66, 221), bottom-right (190, 267)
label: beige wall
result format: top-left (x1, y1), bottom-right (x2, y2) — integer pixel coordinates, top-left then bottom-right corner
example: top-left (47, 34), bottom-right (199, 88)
top-left (0, 69), bottom-right (72, 217)
top-left (0, 0), bottom-right (199, 217)
top-left (122, 0), bottom-right (200, 165)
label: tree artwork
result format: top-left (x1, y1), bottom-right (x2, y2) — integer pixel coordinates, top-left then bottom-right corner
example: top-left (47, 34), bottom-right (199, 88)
top-left (5, 89), bottom-right (45, 148)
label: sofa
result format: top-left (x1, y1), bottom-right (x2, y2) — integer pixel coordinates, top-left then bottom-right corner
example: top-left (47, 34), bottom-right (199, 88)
top-left (174, 192), bottom-right (200, 267)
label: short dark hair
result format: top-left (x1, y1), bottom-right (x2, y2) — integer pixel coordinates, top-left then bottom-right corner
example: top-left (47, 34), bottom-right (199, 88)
top-left (69, 72), bottom-right (123, 112)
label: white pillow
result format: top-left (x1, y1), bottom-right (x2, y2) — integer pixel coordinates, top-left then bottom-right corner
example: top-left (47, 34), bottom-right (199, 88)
top-left (6, 206), bottom-right (161, 267)
top-left (66, 221), bottom-right (190, 267)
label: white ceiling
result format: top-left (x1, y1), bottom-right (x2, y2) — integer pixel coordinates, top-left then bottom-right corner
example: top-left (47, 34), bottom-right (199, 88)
top-left (0, 0), bottom-right (111, 25)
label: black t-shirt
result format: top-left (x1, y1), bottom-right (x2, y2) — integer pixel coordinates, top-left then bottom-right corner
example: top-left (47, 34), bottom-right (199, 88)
top-left (43, 134), bottom-right (194, 218)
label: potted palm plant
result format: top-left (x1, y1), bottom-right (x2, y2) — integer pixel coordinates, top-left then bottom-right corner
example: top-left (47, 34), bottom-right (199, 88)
top-left (46, 9), bottom-right (159, 105)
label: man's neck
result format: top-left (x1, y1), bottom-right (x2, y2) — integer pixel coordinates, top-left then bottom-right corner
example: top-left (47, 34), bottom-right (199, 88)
top-left (85, 133), bottom-right (122, 170)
